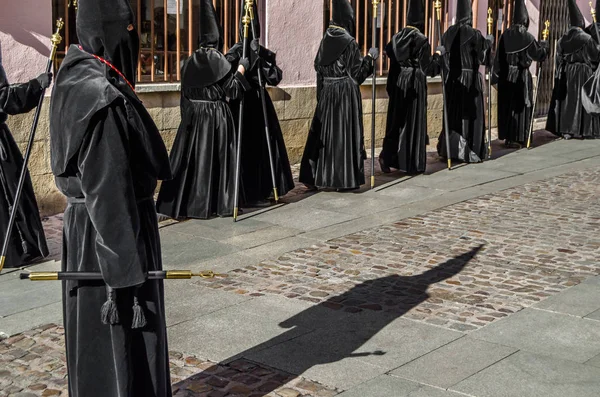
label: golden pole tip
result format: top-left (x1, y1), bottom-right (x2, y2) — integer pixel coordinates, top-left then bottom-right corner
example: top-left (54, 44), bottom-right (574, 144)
top-left (447, 159), bottom-right (452, 170)
top-left (0, 256), bottom-right (5, 272)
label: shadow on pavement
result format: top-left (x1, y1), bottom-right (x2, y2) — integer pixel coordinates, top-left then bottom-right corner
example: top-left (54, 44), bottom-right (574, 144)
top-left (173, 245), bottom-right (483, 396)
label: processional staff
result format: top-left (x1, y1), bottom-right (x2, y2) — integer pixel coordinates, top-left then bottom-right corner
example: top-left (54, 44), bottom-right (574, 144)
top-left (526, 20), bottom-right (550, 149)
top-left (590, 2), bottom-right (600, 42)
top-left (434, 0), bottom-right (452, 170)
top-left (20, 270), bottom-right (226, 281)
top-left (370, 0), bottom-right (379, 189)
top-left (486, 8), bottom-right (494, 159)
top-left (233, 0), bottom-right (252, 222)
top-left (0, 19), bottom-right (64, 273)
top-left (247, 0), bottom-right (280, 204)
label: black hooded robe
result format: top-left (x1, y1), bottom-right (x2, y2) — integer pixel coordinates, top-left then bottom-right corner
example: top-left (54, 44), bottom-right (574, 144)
top-left (226, 44), bottom-right (295, 204)
top-left (494, 26), bottom-right (548, 144)
top-left (0, 77), bottom-right (49, 268)
top-left (546, 28), bottom-right (600, 138)
top-left (50, 46), bottom-right (173, 397)
top-left (380, 28), bottom-right (438, 174)
top-left (299, 27), bottom-right (374, 189)
top-left (156, 50), bottom-right (250, 219)
top-left (437, 24), bottom-right (493, 163)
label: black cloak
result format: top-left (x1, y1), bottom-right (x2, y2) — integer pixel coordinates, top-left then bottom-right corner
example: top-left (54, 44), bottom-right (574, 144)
top-left (156, 0), bottom-right (251, 219)
top-left (436, 0), bottom-right (494, 163)
top-left (299, 0), bottom-right (375, 189)
top-left (380, 0), bottom-right (439, 173)
top-left (49, 1), bottom-right (172, 395)
top-left (0, 46), bottom-right (49, 269)
top-left (546, 1), bottom-right (600, 138)
top-left (226, 1), bottom-right (294, 204)
top-left (493, 0), bottom-right (549, 144)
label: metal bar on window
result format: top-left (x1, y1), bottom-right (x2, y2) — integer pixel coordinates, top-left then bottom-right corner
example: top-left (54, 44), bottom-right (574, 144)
top-left (386, 0), bottom-right (391, 72)
top-left (138, 0), bottom-right (142, 82)
top-left (472, 0), bottom-right (478, 29)
top-left (225, 0), bottom-right (229, 52)
top-left (164, 0), bottom-right (168, 81)
top-left (403, 0), bottom-right (407, 26)
top-left (177, 0), bottom-right (181, 81)
top-left (151, 0), bottom-right (155, 81)
top-left (379, 1), bottom-right (384, 75)
top-left (363, 1), bottom-right (368, 54)
top-left (236, 0), bottom-right (240, 44)
top-left (425, 0), bottom-right (429, 43)
top-left (65, 0), bottom-right (70, 50)
top-left (189, 0), bottom-right (193, 56)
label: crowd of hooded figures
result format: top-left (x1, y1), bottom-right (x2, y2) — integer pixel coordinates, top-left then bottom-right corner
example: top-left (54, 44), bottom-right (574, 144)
top-left (1, 0), bottom-right (600, 395)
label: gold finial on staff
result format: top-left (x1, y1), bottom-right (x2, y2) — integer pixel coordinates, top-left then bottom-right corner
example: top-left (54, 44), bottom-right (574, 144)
top-left (373, 0), bottom-right (380, 15)
top-left (591, 2), bottom-right (597, 23)
top-left (434, 0), bottom-right (442, 20)
top-left (487, 8), bottom-right (493, 36)
top-left (69, 0), bottom-right (78, 10)
top-left (242, 0), bottom-right (252, 37)
top-left (542, 20), bottom-right (550, 41)
top-left (50, 18), bottom-right (64, 62)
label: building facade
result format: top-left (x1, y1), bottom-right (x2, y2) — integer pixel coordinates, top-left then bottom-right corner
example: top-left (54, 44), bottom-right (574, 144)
top-left (0, 0), bottom-right (585, 215)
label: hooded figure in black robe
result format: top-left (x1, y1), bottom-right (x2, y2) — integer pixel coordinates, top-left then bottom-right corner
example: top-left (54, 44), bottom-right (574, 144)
top-left (378, 0), bottom-right (440, 174)
top-left (585, 0), bottom-right (600, 43)
top-left (436, 0), bottom-right (494, 163)
top-left (546, 0), bottom-right (600, 139)
top-left (299, 0), bottom-right (376, 189)
top-left (49, 1), bottom-right (173, 395)
top-left (0, 44), bottom-right (50, 268)
top-left (156, 0), bottom-right (250, 219)
top-left (226, 1), bottom-right (294, 205)
top-left (493, 0), bottom-right (549, 146)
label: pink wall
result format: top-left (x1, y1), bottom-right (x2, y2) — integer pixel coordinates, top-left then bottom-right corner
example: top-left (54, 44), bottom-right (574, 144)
top-left (0, 0), bottom-right (51, 86)
top-left (266, 0), bottom-right (324, 87)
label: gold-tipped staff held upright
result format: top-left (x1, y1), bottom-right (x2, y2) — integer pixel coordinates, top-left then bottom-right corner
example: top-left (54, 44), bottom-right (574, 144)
top-left (20, 270), bottom-right (227, 282)
top-left (370, 0), bottom-right (379, 189)
top-left (434, 0), bottom-right (452, 170)
top-left (486, 8), bottom-right (494, 159)
top-left (233, 1), bottom-right (252, 222)
top-left (591, 2), bottom-right (600, 42)
top-left (0, 19), bottom-right (64, 273)
top-left (526, 20), bottom-right (550, 149)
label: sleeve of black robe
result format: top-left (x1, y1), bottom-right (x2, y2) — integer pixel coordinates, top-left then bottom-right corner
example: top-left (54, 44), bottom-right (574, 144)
top-left (384, 41), bottom-right (399, 96)
top-left (222, 70), bottom-right (251, 100)
top-left (346, 41), bottom-right (375, 85)
top-left (0, 79), bottom-right (44, 115)
top-left (527, 40), bottom-right (549, 63)
top-left (257, 56), bottom-right (283, 87)
top-left (77, 102), bottom-right (146, 289)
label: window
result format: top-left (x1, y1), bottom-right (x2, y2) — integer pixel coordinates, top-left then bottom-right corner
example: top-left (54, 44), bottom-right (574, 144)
top-left (322, 0), bottom-right (464, 76)
top-left (52, 0), bottom-right (248, 84)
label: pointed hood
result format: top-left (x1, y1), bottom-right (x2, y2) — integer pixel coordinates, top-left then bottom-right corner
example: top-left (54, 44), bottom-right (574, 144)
top-left (238, 0), bottom-right (261, 41)
top-left (512, 0), bottom-right (529, 28)
top-left (332, 0), bottom-right (355, 35)
top-left (407, 0), bottom-right (426, 33)
top-left (76, 0), bottom-right (139, 86)
top-left (456, 0), bottom-right (473, 25)
top-left (568, 0), bottom-right (585, 28)
top-left (0, 41), bottom-right (7, 88)
top-left (199, 0), bottom-right (223, 50)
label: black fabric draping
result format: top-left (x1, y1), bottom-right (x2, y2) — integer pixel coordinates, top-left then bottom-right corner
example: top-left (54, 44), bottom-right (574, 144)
top-left (546, 27), bottom-right (600, 138)
top-left (156, 49), bottom-right (250, 219)
top-left (494, 25), bottom-right (548, 144)
top-left (436, 24), bottom-right (493, 163)
top-left (299, 40), bottom-right (374, 189)
top-left (49, 45), bottom-right (172, 397)
top-left (380, 28), bottom-right (439, 173)
top-left (315, 27), bottom-right (355, 67)
top-left (0, 78), bottom-right (49, 268)
top-left (226, 43), bottom-right (294, 204)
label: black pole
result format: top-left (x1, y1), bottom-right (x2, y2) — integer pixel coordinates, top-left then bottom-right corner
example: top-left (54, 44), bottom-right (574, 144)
top-left (486, 8), bottom-right (494, 159)
top-left (233, 3), bottom-right (251, 222)
top-left (434, 1), bottom-right (452, 170)
top-left (370, 0), bottom-right (379, 189)
top-left (527, 21), bottom-right (550, 149)
top-left (20, 270), bottom-right (223, 281)
top-left (0, 19), bottom-right (63, 272)
top-left (249, 18), bottom-right (279, 203)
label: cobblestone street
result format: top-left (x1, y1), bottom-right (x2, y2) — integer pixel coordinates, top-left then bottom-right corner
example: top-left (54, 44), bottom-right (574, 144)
top-left (2, 139), bottom-right (600, 396)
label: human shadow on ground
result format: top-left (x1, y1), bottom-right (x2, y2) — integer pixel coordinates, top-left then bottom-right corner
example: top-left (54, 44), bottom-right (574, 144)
top-left (173, 245), bottom-right (483, 396)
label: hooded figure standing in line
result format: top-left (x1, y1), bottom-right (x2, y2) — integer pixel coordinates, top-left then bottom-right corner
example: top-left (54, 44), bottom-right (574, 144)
top-left (0, 43), bottom-right (50, 268)
top-left (299, 0), bottom-right (377, 190)
top-left (436, 0), bottom-right (494, 163)
top-left (546, 0), bottom-right (600, 139)
top-left (493, 0), bottom-right (549, 147)
top-left (49, 0), bottom-right (173, 395)
top-left (226, 1), bottom-right (294, 206)
top-left (156, 0), bottom-right (250, 219)
top-left (378, 0), bottom-right (442, 175)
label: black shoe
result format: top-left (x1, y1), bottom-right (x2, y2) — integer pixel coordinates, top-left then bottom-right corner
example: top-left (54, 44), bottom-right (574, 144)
top-left (379, 157), bottom-right (391, 173)
top-left (247, 200), bottom-right (271, 208)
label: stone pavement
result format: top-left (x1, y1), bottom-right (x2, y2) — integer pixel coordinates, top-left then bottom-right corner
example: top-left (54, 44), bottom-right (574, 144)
top-left (1, 133), bottom-right (600, 396)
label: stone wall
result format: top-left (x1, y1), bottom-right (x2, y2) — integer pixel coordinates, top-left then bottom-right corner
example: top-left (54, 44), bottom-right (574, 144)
top-left (7, 80), bottom-right (498, 216)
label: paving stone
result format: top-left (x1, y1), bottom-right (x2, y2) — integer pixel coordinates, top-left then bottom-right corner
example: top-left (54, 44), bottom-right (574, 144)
top-left (252, 206), bottom-right (359, 231)
top-left (159, 231), bottom-right (240, 267)
top-left (534, 282), bottom-right (600, 317)
top-left (221, 226), bottom-right (302, 249)
top-left (337, 375), bottom-right (463, 397)
top-left (585, 353), bottom-right (600, 368)
top-left (471, 308), bottom-right (600, 363)
top-left (390, 336), bottom-right (517, 388)
top-left (585, 309), bottom-right (600, 321)
top-left (452, 351), bottom-right (600, 397)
